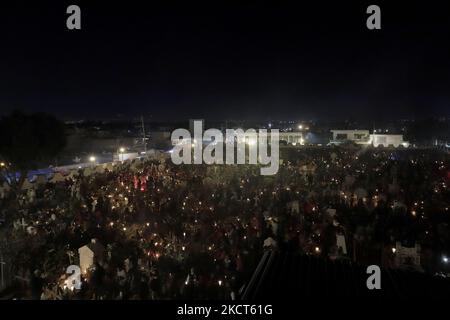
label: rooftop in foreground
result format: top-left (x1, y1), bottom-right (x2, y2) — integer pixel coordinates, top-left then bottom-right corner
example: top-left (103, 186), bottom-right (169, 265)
top-left (242, 251), bottom-right (450, 299)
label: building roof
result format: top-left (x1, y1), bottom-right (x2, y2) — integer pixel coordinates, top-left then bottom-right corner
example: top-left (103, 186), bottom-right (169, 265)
top-left (241, 251), bottom-right (450, 299)
top-left (78, 239), bottom-right (105, 256)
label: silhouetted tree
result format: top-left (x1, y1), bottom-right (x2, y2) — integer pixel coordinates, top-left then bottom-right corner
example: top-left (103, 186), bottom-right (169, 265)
top-left (0, 110), bottom-right (66, 190)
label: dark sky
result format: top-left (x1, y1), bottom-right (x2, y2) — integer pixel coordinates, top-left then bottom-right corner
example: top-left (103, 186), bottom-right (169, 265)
top-left (0, 1), bottom-right (449, 121)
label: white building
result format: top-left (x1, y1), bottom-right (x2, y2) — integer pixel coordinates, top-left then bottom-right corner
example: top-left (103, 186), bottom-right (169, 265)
top-left (330, 130), bottom-right (409, 148)
top-left (330, 130), bottom-right (371, 145)
top-left (172, 129), bottom-right (303, 146)
top-left (113, 152), bottom-right (140, 162)
top-left (278, 132), bottom-right (304, 145)
top-left (371, 134), bottom-right (409, 148)
top-left (78, 239), bottom-right (105, 274)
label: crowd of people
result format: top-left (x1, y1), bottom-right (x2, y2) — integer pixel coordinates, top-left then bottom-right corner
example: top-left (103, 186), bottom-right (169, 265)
top-left (0, 146), bottom-right (449, 299)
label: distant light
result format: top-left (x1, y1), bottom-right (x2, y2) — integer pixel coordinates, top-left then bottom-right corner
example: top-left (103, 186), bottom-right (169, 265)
top-left (315, 246), bottom-right (320, 253)
top-left (218, 280), bottom-right (222, 286)
top-left (392, 247), bottom-right (397, 254)
top-left (443, 256), bottom-right (449, 263)
top-left (119, 147), bottom-right (125, 153)
top-left (298, 125), bottom-right (303, 130)
top-left (89, 156), bottom-right (96, 162)
top-left (0, 162), bottom-right (5, 167)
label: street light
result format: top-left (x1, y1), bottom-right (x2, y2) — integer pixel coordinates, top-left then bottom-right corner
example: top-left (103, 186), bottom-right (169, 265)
top-left (0, 162), bottom-right (5, 167)
top-left (298, 125), bottom-right (303, 130)
top-left (119, 147), bottom-right (125, 161)
top-left (89, 156), bottom-right (96, 165)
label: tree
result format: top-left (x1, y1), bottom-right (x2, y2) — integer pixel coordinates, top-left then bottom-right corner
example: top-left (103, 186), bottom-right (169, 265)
top-left (0, 111), bottom-right (67, 190)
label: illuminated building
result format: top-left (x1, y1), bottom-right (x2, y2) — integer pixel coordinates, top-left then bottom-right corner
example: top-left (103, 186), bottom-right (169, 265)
top-left (330, 130), bottom-right (409, 147)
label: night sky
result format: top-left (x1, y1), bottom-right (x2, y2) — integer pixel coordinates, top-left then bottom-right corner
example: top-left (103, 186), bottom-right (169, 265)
top-left (0, 1), bottom-right (449, 121)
